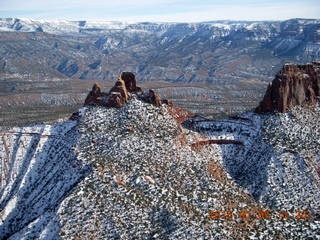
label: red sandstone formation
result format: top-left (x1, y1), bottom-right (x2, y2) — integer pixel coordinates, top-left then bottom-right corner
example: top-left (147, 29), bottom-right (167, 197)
top-left (109, 79), bottom-right (129, 103)
top-left (139, 89), bottom-right (173, 107)
top-left (256, 62), bottom-right (320, 113)
top-left (84, 73), bottom-right (135, 108)
top-left (84, 72), bottom-right (174, 109)
top-left (120, 72), bottom-right (142, 93)
top-left (84, 83), bottom-right (105, 105)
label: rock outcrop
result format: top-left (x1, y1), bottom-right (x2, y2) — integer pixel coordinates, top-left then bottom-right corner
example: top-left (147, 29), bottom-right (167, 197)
top-left (256, 62), bottom-right (320, 113)
top-left (106, 92), bottom-right (125, 108)
top-left (138, 89), bottom-right (162, 107)
top-left (120, 72), bottom-right (142, 93)
top-left (84, 72), bottom-right (173, 108)
top-left (148, 89), bottom-right (161, 107)
top-left (84, 83), bottom-right (104, 105)
top-left (84, 73), bottom-right (133, 108)
top-left (109, 79), bottom-right (129, 103)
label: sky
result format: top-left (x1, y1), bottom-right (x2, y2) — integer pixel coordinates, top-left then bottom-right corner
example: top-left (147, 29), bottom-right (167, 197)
top-left (0, 0), bottom-right (319, 22)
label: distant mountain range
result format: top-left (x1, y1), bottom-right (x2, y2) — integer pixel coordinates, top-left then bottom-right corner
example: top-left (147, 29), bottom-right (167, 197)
top-left (0, 18), bottom-right (319, 83)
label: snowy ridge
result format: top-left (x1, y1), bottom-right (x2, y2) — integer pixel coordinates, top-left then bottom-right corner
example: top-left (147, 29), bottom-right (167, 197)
top-left (0, 18), bottom-right (132, 34)
top-left (0, 17), bottom-right (319, 37)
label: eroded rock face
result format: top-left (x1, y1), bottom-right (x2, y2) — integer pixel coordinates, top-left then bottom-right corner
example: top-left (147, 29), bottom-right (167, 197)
top-left (190, 139), bottom-right (243, 151)
top-left (256, 62), bottom-right (320, 113)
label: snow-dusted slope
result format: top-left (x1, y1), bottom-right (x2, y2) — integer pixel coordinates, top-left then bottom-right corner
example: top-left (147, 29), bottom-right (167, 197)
top-left (0, 97), bottom-right (319, 239)
top-left (187, 105), bottom-right (320, 212)
top-left (0, 120), bottom-right (88, 239)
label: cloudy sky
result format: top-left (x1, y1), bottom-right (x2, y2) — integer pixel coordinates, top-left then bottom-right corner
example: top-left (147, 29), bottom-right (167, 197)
top-left (0, 0), bottom-right (319, 22)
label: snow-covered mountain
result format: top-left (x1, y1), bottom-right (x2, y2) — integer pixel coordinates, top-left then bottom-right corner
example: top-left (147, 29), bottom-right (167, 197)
top-left (0, 70), bottom-right (319, 239)
top-left (0, 18), bottom-right (131, 34)
top-left (0, 18), bottom-right (319, 82)
top-left (0, 17), bottom-right (319, 37)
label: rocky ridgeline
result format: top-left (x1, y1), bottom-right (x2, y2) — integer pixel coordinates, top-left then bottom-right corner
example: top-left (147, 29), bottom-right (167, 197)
top-left (84, 72), bottom-right (171, 108)
top-left (256, 62), bottom-right (320, 113)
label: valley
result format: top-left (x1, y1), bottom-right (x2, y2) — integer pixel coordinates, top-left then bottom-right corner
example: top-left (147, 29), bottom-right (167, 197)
top-left (0, 17), bottom-right (319, 125)
top-left (0, 73), bottom-right (267, 126)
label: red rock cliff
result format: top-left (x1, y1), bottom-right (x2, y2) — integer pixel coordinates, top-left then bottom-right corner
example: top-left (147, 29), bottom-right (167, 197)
top-left (256, 62), bottom-right (320, 113)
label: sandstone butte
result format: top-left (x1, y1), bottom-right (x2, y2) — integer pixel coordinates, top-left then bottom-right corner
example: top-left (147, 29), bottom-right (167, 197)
top-left (256, 61), bottom-right (320, 113)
